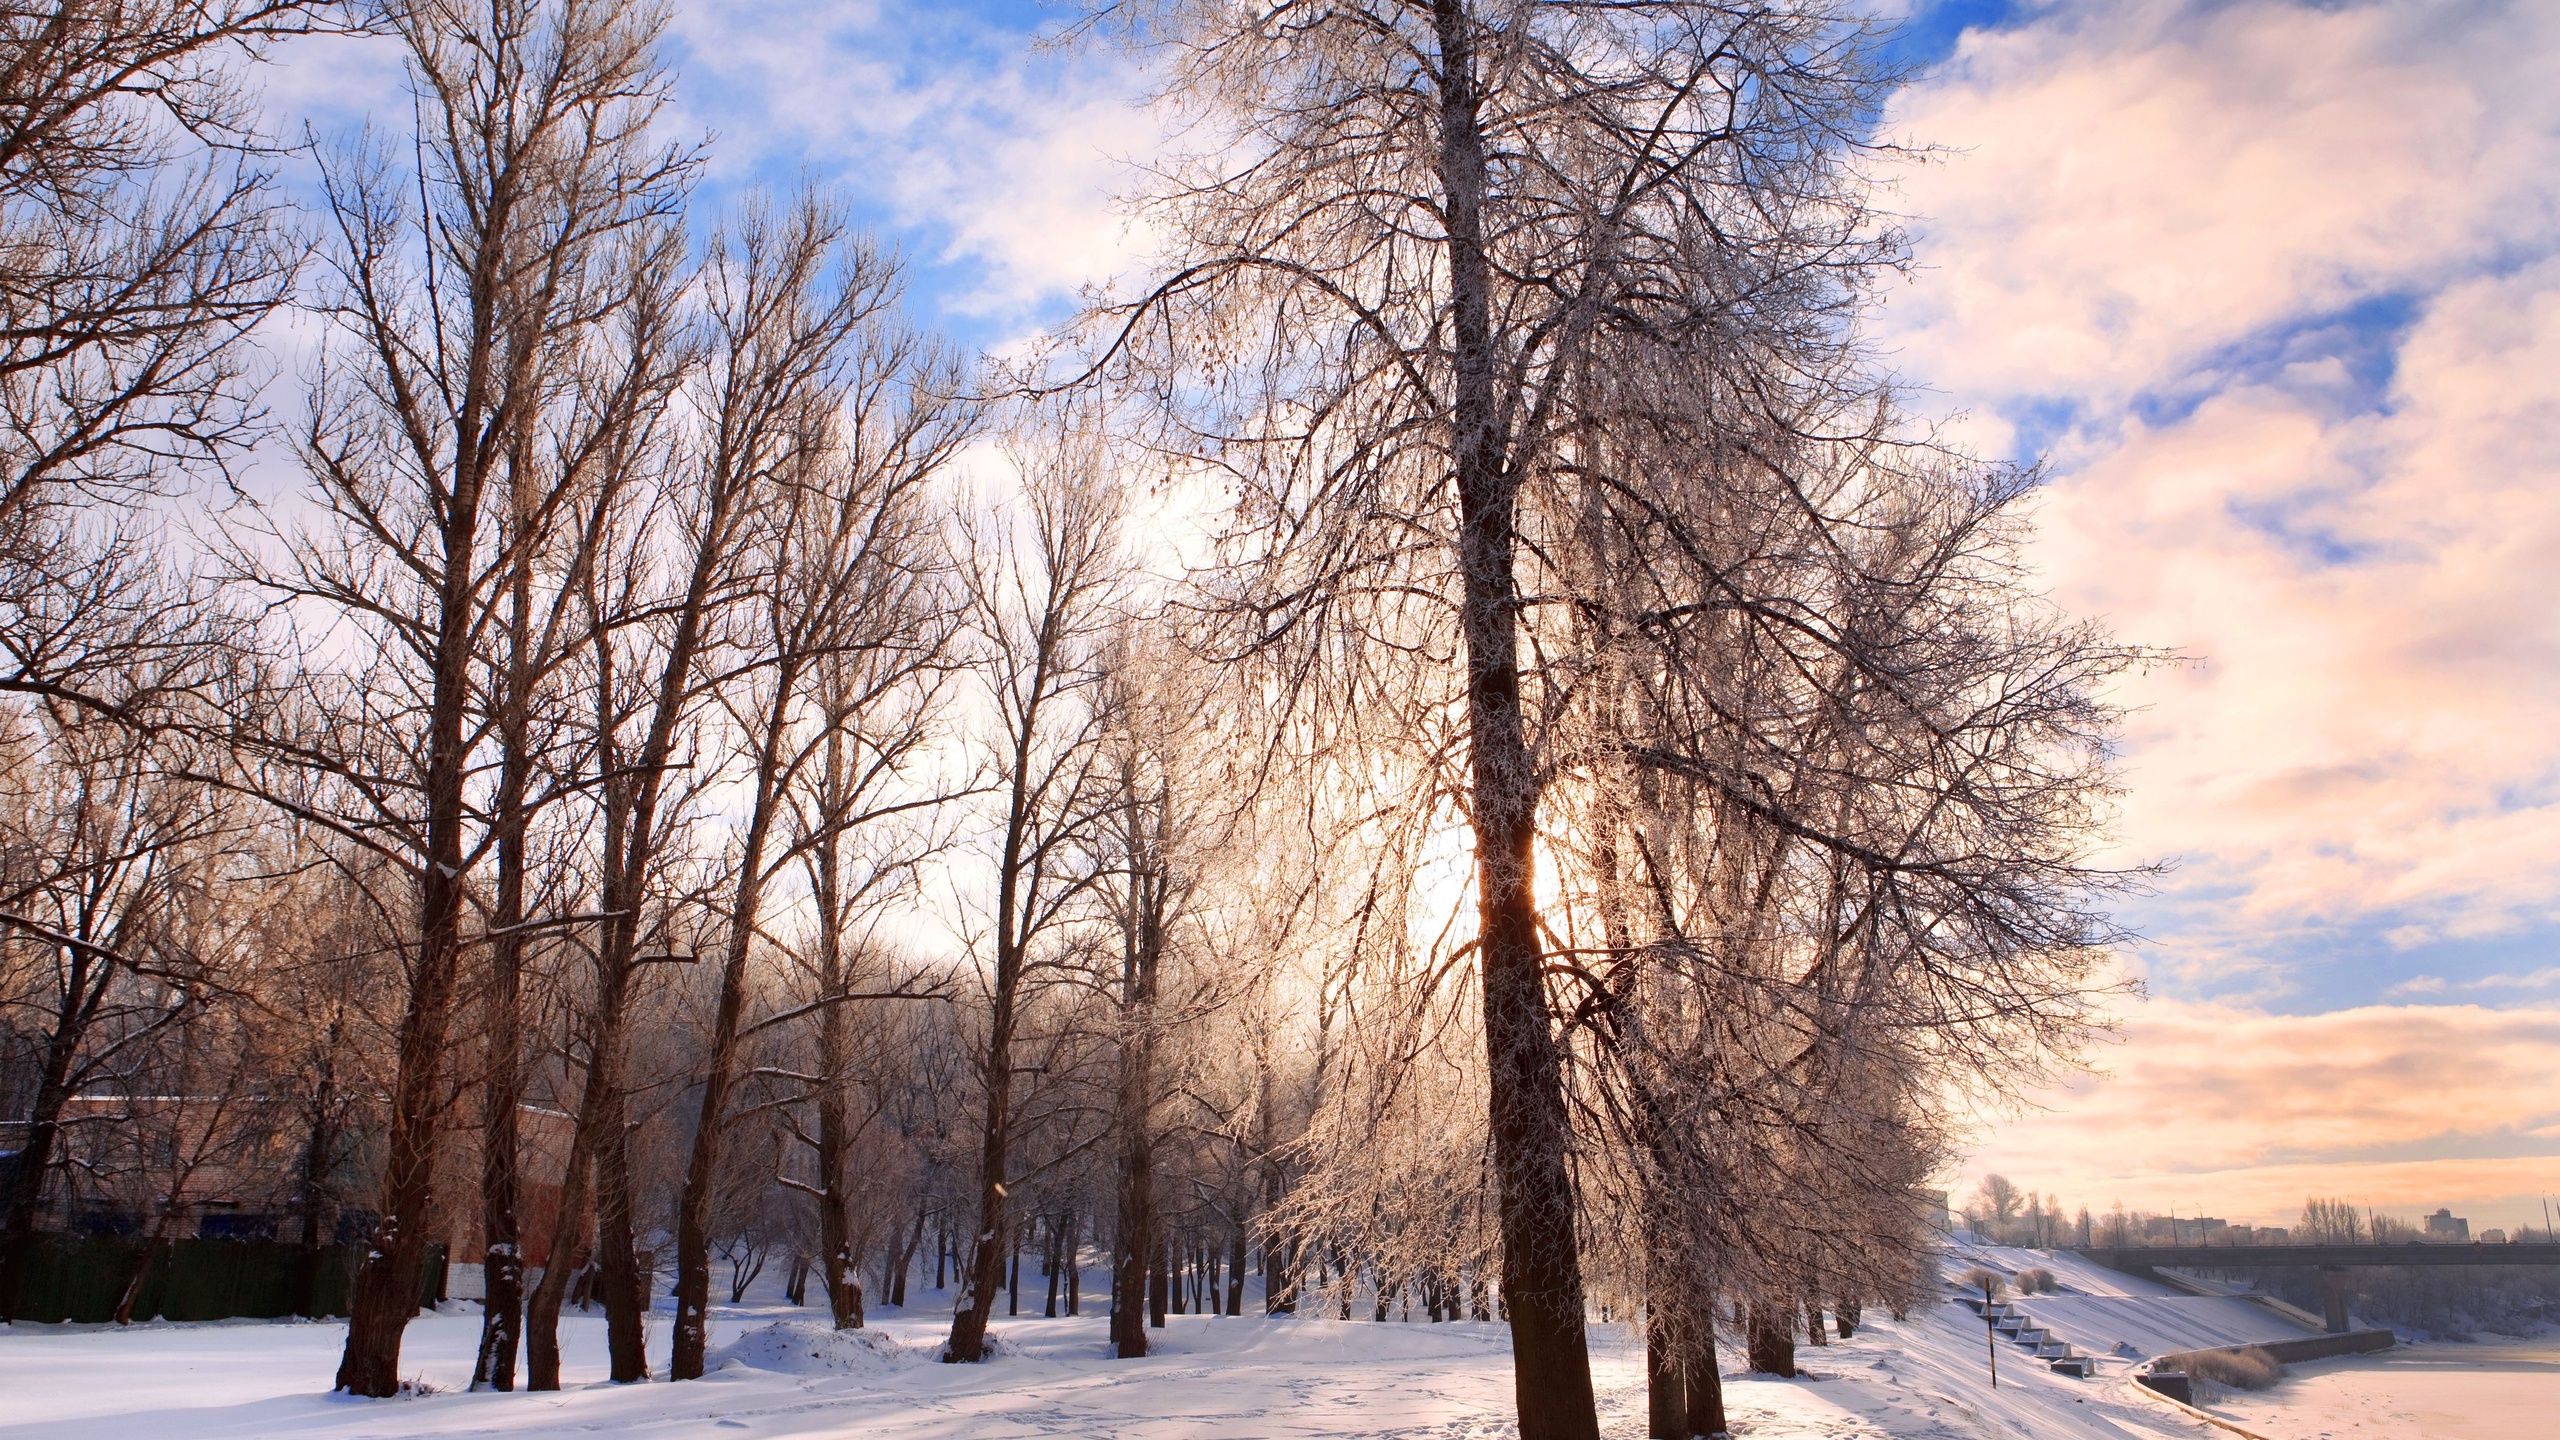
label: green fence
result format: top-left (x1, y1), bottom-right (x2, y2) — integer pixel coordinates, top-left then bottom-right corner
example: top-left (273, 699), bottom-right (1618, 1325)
top-left (8, 1235), bottom-right (446, 1324)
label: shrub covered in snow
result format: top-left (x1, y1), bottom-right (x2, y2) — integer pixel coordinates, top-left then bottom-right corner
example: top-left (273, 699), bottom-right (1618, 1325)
top-left (709, 1322), bottom-right (910, 1376)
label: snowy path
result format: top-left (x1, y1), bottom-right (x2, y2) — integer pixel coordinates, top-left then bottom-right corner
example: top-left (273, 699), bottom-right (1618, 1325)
top-left (0, 1280), bottom-right (2225, 1440)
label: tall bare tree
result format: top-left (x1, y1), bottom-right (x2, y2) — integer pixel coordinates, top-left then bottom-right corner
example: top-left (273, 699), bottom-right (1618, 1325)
top-left (664, 201), bottom-right (974, 1379)
top-left (238, 0), bottom-right (691, 1394)
top-left (1073, 4), bottom-right (1914, 1429)
top-left (942, 429), bottom-right (1124, 1364)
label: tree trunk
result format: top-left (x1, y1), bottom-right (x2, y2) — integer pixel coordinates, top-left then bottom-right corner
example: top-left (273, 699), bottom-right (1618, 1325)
top-left (472, 526), bottom-right (539, 1393)
top-left (1669, 1291), bottom-right (1730, 1434)
top-left (811, 731), bottom-right (866, 1333)
top-left (554, 956), bottom-right (646, 1382)
top-left (892, 1203), bottom-right (922, 1307)
top-left (814, 1055), bottom-right (864, 1328)
top-left (671, 691), bottom-right (794, 1379)
top-left (1065, 1210), bottom-right (1080, 1315)
top-left (526, 1145), bottom-right (594, 1392)
top-left (1428, 5), bottom-right (1594, 1435)
top-left (1746, 1302), bottom-right (1796, 1377)
top-left (0, 1021), bottom-right (78, 1322)
top-left (1226, 1229), bottom-right (1246, 1315)
top-left (335, 412), bottom-right (485, 1394)
top-left (1044, 1218), bottom-right (1061, 1317)
top-left (591, 1082), bottom-right (648, 1380)
top-left (1148, 1238), bottom-right (1168, 1327)
top-left (1645, 1299), bottom-right (1683, 1439)
top-left (334, 838), bottom-right (467, 1393)
top-left (945, 937), bottom-right (1020, 1362)
top-left (113, 1233), bottom-right (169, 1326)
top-left (293, 1045), bottom-right (342, 1318)
top-left (1108, 1016), bottom-right (1153, 1353)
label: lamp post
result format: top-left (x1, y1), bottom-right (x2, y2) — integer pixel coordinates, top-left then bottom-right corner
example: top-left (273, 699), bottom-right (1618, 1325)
top-left (1983, 1276), bottom-right (1999, 1389)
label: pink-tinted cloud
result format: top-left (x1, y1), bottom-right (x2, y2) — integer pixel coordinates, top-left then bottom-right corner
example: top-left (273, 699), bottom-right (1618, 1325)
top-left (1883, 0), bottom-right (2560, 411)
top-left (1885, 0), bottom-right (2560, 957)
top-left (1961, 1000), bottom-right (2560, 1230)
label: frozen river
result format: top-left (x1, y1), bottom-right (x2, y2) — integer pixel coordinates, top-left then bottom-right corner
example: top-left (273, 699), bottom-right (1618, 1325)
top-left (2207, 1337), bottom-right (2560, 1440)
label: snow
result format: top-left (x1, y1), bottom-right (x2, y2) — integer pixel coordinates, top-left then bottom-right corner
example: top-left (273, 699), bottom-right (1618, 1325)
top-left (2202, 1337), bottom-right (2560, 1440)
top-left (0, 1252), bottom-right (2347, 1440)
top-left (1935, 1238), bottom-right (2324, 1359)
top-left (709, 1320), bottom-right (912, 1374)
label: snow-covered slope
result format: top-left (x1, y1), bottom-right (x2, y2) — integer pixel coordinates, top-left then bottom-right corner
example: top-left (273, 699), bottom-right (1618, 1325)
top-left (1937, 1236), bottom-right (2322, 1360)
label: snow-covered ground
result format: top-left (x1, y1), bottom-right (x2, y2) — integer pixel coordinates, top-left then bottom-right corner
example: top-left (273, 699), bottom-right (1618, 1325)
top-left (2202, 1336), bottom-right (2560, 1440)
top-left (0, 1248), bottom-right (2327, 1440)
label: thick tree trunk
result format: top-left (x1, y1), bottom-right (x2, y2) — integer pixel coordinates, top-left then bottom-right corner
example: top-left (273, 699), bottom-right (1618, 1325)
top-left (890, 1203), bottom-right (922, 1307)
top-left (1746, 1302), bottom-right (1796, 1377)
top-left (591, 1074), bottom-right (648, 1379)
top-left (1148, 1239), bottom-right (1168, 1327)
top-left (815, 1047), bottom-right (864, 1327)
top-left (335, 811), bottom-right (468, 1394)
top-left (113, 1232), bottom-right (170, 1326)
top-left (1110, 972), bottom-right (1155, 1355)
top-left (811, 740), bottom-right (866, 1333)
top-left (1428, 5), bottom-right (1594, 1435)
top-left (1644, 1220), bottom-right (1683, 1438)
top-left (525, 1145), bottom-right (593, 1392)
top-left (1684, 1348), bottom-right (1728, 1434)
top-left (1044, 1219), bottom-right (1061, 1317)
top-left (1683, 1291), bottom-right (1729, 1439)
top-left (1645, 1306), bottom-right (1683, 1439)
top-left (335, 429), bottom-right (485, 1395)
top-left (551, 953), bottom-right (646, 1382)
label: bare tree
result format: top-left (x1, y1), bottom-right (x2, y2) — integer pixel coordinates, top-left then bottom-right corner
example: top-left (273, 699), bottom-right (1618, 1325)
top-left (942, 427), bottom-right (1124, 1364)
top-left (664, 200), bottom-right (974, 1379)
top-left (0, 716), bottom-right (232, 1319)
top-left (232, 0), bottom-right (691, 1394)
top-left (1067, 4), bottom-right (1920, 1427)
top-left (0, 0), bottom-right (327, 527)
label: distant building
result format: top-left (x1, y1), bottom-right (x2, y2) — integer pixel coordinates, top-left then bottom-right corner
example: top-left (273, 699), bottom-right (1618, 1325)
top-left (2143, 1214), bottom-right (2229, 1245)
top-left (2481, 1228), bottom-right (2509, 1244)
top-left (1915, 1187), bottom-right (1952, 1234)
top-left (2425, 1208), bottom-right (2471, 1241)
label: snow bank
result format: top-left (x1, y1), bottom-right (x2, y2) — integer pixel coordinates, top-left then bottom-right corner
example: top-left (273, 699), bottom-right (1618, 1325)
top-left (709, 1320), bottom-right (911, 1375)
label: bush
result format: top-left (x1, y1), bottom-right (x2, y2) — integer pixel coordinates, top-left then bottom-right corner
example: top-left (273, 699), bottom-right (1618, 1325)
top-left (2015, 1267), bottom-right (2057, 1294)
top-left (1957, 1267), bottom-right (2007, 1298)
top-left (2183, 1347), bottom-right (2285, 1391)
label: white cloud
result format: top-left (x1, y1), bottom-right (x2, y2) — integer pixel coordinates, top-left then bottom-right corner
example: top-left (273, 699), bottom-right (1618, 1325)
top-left (1882, 0), bottom-right (2560, 408)
top-left (663, 0), bottom-right (1164, 329)
top-left (1884, 0), bottom-right (2560, 953)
